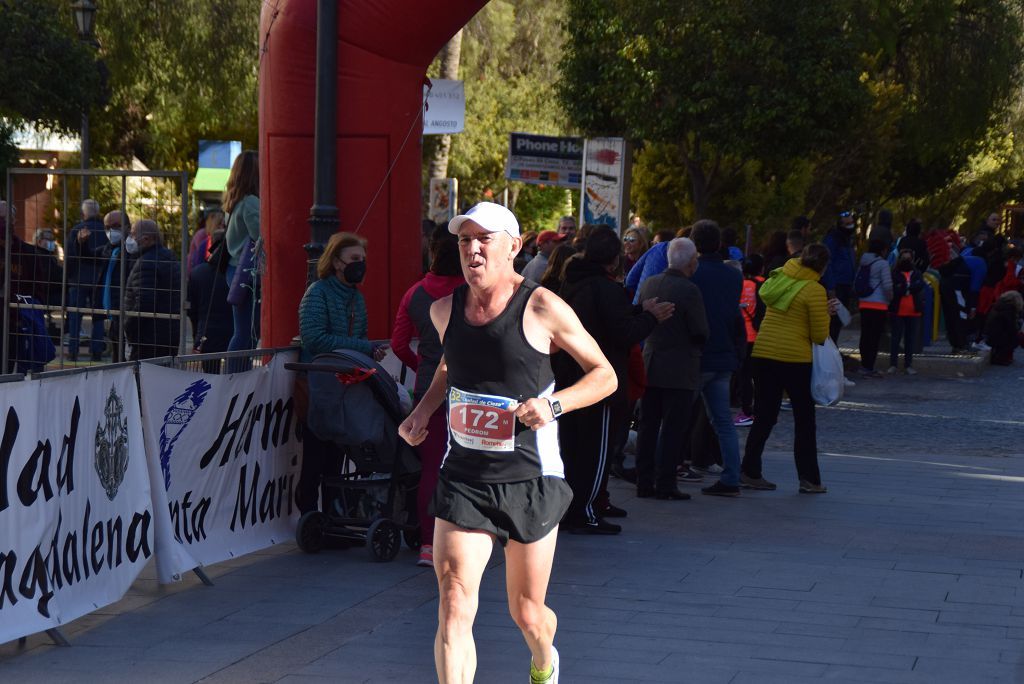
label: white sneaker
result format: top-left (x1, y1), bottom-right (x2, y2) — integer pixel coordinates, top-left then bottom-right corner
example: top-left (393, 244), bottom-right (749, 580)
top-left (843, 377), bottom-right (857, 388)
top-left (530, 646), bottom-right (559, 683)
top-left (886, 366), bottom-right (899, 375)
top-left (972, 341), bottom-right (992, 352)
top-left (905, 367), bottom-right (918, 375)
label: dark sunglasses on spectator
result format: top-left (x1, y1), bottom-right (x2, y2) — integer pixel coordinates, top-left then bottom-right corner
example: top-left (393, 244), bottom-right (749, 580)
top-left (623, 237), bottom-right (637, 243)
top-left (838, 211), bottom-right (852, 218)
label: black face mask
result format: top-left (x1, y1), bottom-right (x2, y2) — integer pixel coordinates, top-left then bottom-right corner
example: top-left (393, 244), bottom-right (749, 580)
top-left (343, 260), bottom-right (366, 284)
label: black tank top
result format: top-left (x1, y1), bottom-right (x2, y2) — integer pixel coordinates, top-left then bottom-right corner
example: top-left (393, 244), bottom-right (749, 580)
top-left (441, 280), bottom-right (562, 483)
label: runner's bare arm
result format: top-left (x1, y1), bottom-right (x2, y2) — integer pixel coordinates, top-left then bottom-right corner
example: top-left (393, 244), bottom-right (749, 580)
top-left (398, 295), bottom-right (452, 446)
top-left (516, 288), bottom-right (616, 430)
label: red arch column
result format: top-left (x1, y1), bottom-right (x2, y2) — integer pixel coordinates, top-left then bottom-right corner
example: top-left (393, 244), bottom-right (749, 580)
top-left (259, 0), bottom-right (487, 346)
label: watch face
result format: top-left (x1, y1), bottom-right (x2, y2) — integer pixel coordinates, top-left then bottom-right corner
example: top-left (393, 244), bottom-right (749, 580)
top-left (551, 399), bottom-right (562, 416)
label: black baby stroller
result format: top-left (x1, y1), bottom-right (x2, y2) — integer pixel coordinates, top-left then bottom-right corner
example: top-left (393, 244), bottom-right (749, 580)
top-left (286, 349), bottom-right (421, 561)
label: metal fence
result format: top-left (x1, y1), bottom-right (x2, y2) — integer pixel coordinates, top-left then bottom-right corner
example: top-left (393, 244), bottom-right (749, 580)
top-left (0, 348), bottom-right (299, 387)
top-left (143, 346), bottom-right (298, 375)
top-left (3, 167), bottom-right (189, 373)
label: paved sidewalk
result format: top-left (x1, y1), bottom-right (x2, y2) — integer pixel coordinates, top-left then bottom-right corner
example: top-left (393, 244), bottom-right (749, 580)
top-left (3, 366), bottom-right (1024, 683)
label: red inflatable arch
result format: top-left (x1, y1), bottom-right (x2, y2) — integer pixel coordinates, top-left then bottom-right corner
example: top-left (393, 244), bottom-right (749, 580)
top-left (259, 0), bottom-right (487, 346)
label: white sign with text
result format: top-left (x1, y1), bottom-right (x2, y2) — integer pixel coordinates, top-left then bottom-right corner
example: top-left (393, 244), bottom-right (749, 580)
top-left (0, 367), bottom-right (153, 644)
top-left (140, 354), bottom-right (302, 583)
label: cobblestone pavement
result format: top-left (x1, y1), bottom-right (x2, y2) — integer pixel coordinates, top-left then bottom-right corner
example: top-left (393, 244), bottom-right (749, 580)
top-left (3, 361), bottom-right (1024, 683)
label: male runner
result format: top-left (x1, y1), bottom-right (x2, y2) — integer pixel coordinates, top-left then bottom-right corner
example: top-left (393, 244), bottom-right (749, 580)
top-left (399, 201), bottom-right (616, 684)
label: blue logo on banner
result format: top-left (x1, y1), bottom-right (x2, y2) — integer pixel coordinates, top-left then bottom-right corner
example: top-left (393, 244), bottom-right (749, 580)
top-left (159, 379), bottom-right (212, 490)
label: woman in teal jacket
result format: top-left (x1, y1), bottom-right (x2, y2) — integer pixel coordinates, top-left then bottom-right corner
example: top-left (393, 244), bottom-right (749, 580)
top-left (296, 231), bottom-right (386, 513)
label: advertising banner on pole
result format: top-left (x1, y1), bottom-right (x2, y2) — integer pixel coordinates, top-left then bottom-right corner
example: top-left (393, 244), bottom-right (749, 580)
top-left (505, 133), bottom-right (583, 188)
top-left (0, 367), bottom-right (153, 644)
top-left (423, 79), bottom-right (465, 134)
top-left (580, 138), bottom-right (632, 233)
top-left (139, 353), bottom-right (302, 583)
top-left (428, 178), bottom-right (458, 225)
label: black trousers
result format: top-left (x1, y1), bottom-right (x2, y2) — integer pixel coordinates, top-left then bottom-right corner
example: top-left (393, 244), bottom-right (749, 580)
top-left (939, 275), bottom-right (967, 349)
top-left (741, 358), bottom-right (821, 485)
top-left (889, 315), bottom-right (918, 368)
top-left (686, 398), bottom-right (721, 469)
top-left (296, 426), bottom-right (343, 514)
top-left (859, 308), bottom-right (887, 371)
top-left (561, 400), bottom-right (615, 525)
top-left (738, 342), bottom-right (755, 415)
top-left (636, 386), bottom-right (696, 492)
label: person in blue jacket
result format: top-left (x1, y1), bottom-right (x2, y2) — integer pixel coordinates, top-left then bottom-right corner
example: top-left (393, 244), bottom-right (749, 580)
top-left (689, 220), bottom-right (744, 497)
top-left (625, 239), bottom-right (669, 303)
top-left (821, 212), bottom-right (857, 343)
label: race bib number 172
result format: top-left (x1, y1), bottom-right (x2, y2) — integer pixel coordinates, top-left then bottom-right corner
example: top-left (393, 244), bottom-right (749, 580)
top-left (448, 387), bottom-right (517, 452)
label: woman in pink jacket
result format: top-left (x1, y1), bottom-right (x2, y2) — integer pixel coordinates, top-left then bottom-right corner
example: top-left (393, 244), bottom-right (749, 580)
top-left (390, 227), bottom-right (464, 567)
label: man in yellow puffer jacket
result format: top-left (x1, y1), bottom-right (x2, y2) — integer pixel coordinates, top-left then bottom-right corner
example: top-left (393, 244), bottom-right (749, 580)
top-left (740, 245), bottom-right (835, 494)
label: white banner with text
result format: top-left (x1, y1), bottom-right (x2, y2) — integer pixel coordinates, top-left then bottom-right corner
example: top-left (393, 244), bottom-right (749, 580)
top-left (140, 353), bottom-right (302, 583)
top-left (0, 367), bottom-right (153, 644)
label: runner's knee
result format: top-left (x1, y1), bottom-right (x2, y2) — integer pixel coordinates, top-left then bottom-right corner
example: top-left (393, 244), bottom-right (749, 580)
top-left (509, 596), bottom-right (548, 635)
top-left (438, 573), bottom-right (478, 635)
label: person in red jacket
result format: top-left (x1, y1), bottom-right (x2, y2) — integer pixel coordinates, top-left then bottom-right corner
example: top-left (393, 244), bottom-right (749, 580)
top-left (735, 255), bottom-right (765, 426)
top-left (390, 227), bottom-right (464, 567)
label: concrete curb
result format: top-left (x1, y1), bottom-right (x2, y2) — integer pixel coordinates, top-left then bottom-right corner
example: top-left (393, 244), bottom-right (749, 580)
top-left (839, 346), bottom-right (990, 377)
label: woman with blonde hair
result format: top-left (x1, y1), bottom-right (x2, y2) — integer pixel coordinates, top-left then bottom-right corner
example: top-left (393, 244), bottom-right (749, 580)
top-left (296, 231), bottom-right (387, 514)
top-left (622, 226), bottom-right (650, 274)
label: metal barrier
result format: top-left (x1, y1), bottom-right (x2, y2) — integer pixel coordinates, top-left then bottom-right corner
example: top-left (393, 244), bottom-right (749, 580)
top-left (3, 167), bottom-right (189, 373)
top-left (0, 347), bottom-right (299, 384)
top-left (143, 346), bottom-right (299, 374)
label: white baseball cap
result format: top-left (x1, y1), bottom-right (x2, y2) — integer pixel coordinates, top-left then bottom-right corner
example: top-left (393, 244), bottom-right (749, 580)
top-left (448, 202), bottom-right (520, 239)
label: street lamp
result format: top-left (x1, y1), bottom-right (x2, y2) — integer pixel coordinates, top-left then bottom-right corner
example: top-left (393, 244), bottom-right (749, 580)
top-left (71, 0), bottom-right (97, 201)
top-left (71, 0), bottom-right (97, 41)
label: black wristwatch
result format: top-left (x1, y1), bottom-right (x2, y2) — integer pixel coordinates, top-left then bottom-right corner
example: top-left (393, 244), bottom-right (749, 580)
top-left (547, 398), bottom-right (563, 420)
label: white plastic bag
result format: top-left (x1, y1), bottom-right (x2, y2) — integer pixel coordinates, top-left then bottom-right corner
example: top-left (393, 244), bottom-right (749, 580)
top-left (835, 301), bottom-right (852, 327)
top-left (811, 338), bottom-right (845, 406)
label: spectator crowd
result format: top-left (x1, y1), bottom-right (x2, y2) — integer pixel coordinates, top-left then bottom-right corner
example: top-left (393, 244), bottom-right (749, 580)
top-left (0, 150), bottom-right (262, 372)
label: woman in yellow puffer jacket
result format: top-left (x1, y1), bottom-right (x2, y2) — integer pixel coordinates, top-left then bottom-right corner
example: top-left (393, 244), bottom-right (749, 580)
top-left (740, 244), bottom-right (836, 494)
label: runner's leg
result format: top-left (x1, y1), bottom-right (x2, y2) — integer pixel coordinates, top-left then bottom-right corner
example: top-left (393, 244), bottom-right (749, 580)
top-left (505, 526), bottom-right (559, 672)
top-left (433, 519), bottom-right (494, 684)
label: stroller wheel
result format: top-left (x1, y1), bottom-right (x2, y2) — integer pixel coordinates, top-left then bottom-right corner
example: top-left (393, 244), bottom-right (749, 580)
top-left (366, 518), bottom-right (401, 562)
top-left (296, 511), bottom-right (327, 554)
top-left (403, 527), bottom-right (421, 550)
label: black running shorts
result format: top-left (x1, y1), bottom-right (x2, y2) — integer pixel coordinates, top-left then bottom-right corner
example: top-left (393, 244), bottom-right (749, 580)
top-left (430, 471), bottom-right (573, 546)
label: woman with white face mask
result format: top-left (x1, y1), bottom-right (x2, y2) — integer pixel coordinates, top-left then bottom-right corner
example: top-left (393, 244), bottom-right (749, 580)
top-left (98, 210), bottom-right (132, 361)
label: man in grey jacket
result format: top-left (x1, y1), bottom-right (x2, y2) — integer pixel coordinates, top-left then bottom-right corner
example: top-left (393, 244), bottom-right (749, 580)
top-left (635, 238), bottom-right (709, 499)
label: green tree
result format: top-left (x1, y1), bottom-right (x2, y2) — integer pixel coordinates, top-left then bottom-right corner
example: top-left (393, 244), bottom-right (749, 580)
top-left (806, 0), bottom-right (1024, 218)
top-left (559, 0), bottom-right (869, 218)
top-left (424, 0), bottom-right (573, 232)
top-left (867, 0), bottom-right (1024, 199)
top-left (88, 0), bottom-right (260, 171)
top-left (0, 0), bottom-right (102, 183)
top-left (0, 0), bottom-right (101, 131)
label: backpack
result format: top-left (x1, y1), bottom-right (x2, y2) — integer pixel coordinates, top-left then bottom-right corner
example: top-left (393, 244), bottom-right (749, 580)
top-left (854, 260), bottom-right (877, 298)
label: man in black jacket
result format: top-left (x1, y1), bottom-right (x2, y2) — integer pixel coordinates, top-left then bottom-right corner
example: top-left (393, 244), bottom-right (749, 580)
top-left (554, 227), bottom-right (673, 534)
top-left (635, 237), bottom-right (709, 500)
top-left (123, 219), bottom-right (181, 360)
top-left (66, 199), bottom-right (110, 361)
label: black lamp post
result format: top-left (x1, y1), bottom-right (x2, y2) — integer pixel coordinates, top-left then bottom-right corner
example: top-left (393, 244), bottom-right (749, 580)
top-left (71, 0), bottom-right (97, 202)
top-left (306, 0), bottom-right (340, 287)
